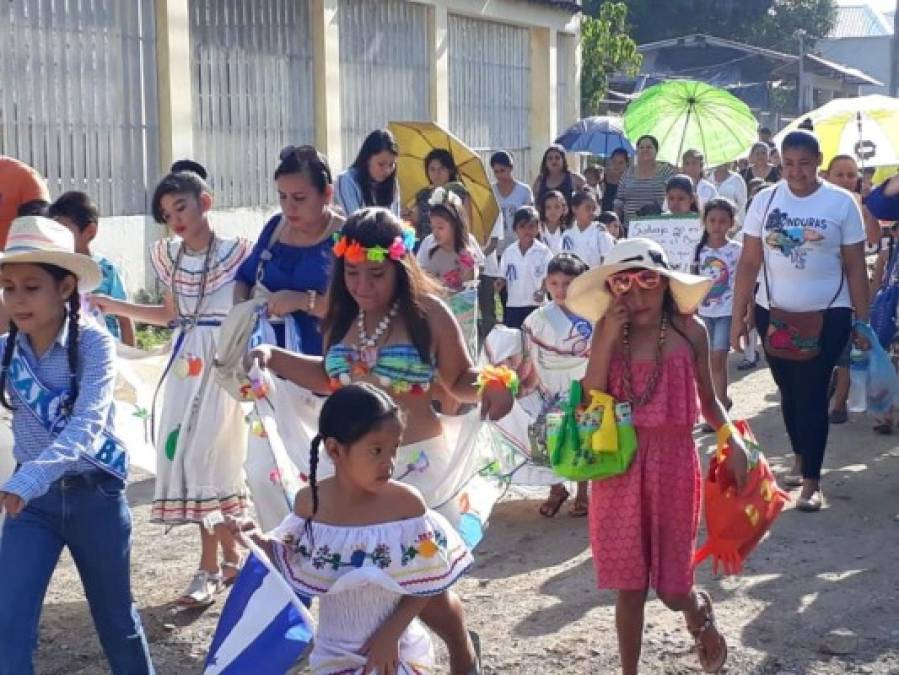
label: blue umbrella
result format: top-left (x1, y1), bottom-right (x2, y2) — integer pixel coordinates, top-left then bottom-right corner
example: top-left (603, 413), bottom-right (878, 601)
top-left (555, 116), bottom-right (634, 157)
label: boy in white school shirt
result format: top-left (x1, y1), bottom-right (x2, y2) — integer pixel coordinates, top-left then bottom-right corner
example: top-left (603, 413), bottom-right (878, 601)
top-left (562, 187), bottom-right (614, 268)
top-left (496, 206), bottom-right (551, 329)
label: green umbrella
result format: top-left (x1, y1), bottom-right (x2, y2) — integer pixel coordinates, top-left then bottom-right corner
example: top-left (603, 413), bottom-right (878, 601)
top-left (623, 80), bottom-right (758, 167)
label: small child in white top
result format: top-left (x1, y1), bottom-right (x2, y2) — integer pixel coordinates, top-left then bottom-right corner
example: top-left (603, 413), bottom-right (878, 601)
top-left (538, 189), bottom-right (571, 254)
top-left (416, 187), bottom-right (482, 292)
top-left (562, 187), bottom-right (614, 268)
top-left (693, 197), bottom-right (742, 411)
top-left (497, 206), bottom-right (552, 329)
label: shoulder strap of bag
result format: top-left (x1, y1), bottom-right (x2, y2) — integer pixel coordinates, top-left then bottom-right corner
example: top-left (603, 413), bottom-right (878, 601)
top-left (255, 215), bottom-right (289, 284)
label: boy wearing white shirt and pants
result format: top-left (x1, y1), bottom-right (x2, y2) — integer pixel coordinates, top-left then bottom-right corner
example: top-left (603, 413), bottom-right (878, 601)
top-left (497, 206), bottom-right (551, 329)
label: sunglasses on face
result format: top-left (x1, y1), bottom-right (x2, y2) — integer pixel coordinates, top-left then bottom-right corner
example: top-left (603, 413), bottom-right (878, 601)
top-left (606, 269), bottom-right (662, 296)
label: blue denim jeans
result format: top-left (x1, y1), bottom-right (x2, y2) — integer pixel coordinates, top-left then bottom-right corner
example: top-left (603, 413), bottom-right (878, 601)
top-left (0, 472), bottom-right (154, 675)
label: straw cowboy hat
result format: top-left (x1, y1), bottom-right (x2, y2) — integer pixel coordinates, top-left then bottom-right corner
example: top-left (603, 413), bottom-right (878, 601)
top-left (0, 216), bottom-right (102, 291)
top-left (566, 238), bottom-right (711, 324)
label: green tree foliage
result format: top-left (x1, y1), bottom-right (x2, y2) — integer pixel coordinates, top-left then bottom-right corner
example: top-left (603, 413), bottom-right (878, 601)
top-left (581, 2), bottom-right (642, 115)
top-left (583, 0), bottom-right (836, 53)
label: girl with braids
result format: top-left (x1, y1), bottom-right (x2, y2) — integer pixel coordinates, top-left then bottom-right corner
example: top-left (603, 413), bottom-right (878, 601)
top-left (91, 167), bottom-right (252, 607)
top-left (568, 238), bottom-right (749, 675)
top-left (0, 217), bottom-right (153, 673)
top-left (228, 384), bottom-right (479, 674)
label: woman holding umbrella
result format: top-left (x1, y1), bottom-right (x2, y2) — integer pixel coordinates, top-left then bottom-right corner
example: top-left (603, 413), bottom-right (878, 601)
top-left (532, 144), bottom-right (585, 208)
top-left (614, 135), bottom-right (676, 225)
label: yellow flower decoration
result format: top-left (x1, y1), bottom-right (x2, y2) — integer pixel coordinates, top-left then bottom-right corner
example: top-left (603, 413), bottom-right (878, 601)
top-left (418, 539), bottom-right (439, 558)
top-left (476, 365), bottom-right (520, 397)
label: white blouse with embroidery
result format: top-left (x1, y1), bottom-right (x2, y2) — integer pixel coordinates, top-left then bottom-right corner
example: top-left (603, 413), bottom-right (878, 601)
top-left (271, 510), bottom-right (473, 674)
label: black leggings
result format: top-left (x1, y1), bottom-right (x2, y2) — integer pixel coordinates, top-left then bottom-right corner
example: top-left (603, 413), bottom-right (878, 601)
top-left (756, 306), bottom-right (852, 480)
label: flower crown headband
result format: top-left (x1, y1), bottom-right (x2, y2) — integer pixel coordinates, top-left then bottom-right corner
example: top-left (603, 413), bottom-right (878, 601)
top-left (428, 186), bottom-right (463, 209)
top-left (332, 228), bottom-right (416, 264)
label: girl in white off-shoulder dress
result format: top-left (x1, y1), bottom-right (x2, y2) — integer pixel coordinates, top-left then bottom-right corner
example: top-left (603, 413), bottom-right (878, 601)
top-left (238, 383), bottom-right (480, 675)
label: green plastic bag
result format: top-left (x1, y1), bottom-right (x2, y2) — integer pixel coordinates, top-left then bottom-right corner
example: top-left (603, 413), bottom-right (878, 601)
top-left (549, 381), bottom-right (639, 482)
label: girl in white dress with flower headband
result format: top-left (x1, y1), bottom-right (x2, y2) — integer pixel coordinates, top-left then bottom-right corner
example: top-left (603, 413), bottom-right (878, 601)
top-left (92, 168), bottom-right (252, 607)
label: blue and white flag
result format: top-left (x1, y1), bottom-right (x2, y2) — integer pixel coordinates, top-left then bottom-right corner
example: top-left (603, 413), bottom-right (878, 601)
top-left (205, 542), bottom-right (314, 675)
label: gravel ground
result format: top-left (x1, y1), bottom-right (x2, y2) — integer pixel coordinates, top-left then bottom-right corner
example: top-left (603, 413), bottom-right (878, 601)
top-left (31, 359), bottom-right (899, 674)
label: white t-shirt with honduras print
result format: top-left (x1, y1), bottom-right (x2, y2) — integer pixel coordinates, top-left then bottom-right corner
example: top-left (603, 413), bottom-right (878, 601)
top-left (743, 181), bottom-right (864, 311)
top-left (697, 240), bottom-right (742, 318)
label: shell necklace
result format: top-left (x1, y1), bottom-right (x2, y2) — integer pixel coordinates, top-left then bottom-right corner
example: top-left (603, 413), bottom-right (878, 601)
top-left (356, 301), bottom-right (399, 368)
top-left (621, 314), bottom-right (668, 407)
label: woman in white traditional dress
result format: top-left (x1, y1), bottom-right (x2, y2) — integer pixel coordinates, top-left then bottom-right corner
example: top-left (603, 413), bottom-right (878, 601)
top-left (246, 207), bottom-right (515, 550)
top-left (92, 168), bottom-right (252, 606)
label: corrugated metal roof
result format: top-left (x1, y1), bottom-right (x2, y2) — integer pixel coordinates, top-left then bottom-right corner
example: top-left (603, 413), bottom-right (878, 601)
top-left (828, 4), bottom-right (893, 38)
top-left (523, 0), bottom-right (582, 12)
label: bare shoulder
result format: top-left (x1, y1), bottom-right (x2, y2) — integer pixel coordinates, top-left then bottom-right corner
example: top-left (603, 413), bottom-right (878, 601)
top-left (676, 314), bottom-right (709, 351)
top-left (423, 293), bottom-right (454, 325)
top-left (386, 481), bottom-right (428, 519)
top-left (293, 485), bottom-right (316, 518)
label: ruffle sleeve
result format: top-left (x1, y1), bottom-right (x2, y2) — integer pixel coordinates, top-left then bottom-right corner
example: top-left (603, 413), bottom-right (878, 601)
top-left (270, 509), bottom-right (473, 598)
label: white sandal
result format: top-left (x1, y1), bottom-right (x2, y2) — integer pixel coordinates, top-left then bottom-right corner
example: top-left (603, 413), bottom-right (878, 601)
top-left (176, 569), bottom-right (223, 607)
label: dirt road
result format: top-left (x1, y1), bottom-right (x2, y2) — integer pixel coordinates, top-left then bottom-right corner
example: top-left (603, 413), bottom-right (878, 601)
top-left (32, 363), bottom-right (899, 674)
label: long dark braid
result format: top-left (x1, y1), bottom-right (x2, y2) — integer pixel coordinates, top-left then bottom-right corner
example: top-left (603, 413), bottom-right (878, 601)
top-left (0, 322), bottom-right (19, 411)
top-left (304, 434), bottom-right (322, 544)
top-left (64, 292), bottom-right (81, 415)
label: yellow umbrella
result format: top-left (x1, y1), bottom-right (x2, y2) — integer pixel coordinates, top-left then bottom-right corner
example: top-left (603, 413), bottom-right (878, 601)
top-left (388, 120), bottom-right (499, 245)
top-left (773, 95), bottom-right (899, 169)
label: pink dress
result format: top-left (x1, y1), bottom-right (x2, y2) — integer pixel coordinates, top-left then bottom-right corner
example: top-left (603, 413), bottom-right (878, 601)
top-left (589, 343), bottom-right (701, 596)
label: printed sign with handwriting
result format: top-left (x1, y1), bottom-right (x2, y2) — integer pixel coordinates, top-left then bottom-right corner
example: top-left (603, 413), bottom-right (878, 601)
top-left (628, 215), bottom-right (704, 272)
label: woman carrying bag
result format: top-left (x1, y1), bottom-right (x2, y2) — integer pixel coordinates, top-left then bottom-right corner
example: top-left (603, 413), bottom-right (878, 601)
top-left (730, 130), bottom-right (870, 512)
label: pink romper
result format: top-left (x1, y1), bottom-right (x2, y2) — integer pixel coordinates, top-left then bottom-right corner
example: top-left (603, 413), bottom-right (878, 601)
top-left (589, 343), bottom-right (701, 596)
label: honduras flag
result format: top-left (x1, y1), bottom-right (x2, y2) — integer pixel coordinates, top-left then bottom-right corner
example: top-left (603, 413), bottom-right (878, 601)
top-left (205, 541), bottom-right (314, 674)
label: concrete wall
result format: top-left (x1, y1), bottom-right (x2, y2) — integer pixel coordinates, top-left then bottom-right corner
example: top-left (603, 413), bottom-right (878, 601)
top-left (819, 36), bottom-right (891, 95)
top-left (109, 0), bottom-right (581, 296)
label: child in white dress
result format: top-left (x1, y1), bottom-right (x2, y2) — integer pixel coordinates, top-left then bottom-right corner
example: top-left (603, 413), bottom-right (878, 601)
top-left (233, 383), bottom-right (479, 674)
top-left (93, 168), bottom-right (252, 606)
top-left (522, 253), bottom-right (592, 517)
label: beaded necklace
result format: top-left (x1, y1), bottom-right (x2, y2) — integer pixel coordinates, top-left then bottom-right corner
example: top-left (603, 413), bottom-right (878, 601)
top-left (621, 314), bottom-right (668, 407)
top-left (356, 301), bottom-right (399, 368)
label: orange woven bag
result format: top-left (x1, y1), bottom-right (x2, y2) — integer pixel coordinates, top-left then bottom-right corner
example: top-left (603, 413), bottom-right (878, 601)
top-left (694, 420), bottom-right (790, 575)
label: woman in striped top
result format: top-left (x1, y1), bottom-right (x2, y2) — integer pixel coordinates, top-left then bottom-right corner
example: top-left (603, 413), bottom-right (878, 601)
top-left (92, 167), bottom-right (253, 607)
top-left (614, 134), bottom-right (676, 226)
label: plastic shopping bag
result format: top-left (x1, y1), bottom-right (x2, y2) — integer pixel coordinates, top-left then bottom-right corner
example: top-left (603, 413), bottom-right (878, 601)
top-left (854, 322), bottom-right (898, 417)
top-left (694, 420), bottom-right (789, 575)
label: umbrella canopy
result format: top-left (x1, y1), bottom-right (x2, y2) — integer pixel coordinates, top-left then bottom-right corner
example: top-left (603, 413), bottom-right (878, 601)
top-left (555, 116), bottom-right (634, 157)
top-left (623, 80), bottom-right (758, 167)
top-left (388, 121), bottom-right (499, 245)
top-left (773, 95), bottom-right (899, 169)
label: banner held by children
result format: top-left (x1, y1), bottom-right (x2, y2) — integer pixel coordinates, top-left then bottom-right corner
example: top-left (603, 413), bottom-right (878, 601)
top-left (628, 214), bottom-right (704, 273)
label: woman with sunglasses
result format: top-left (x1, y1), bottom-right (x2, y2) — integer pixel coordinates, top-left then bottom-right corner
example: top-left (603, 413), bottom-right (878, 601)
top-left (567, 238), bottom-right (749, 675)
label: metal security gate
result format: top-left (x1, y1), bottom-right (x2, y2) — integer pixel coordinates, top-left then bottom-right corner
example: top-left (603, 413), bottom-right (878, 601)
top-left (190, 0), bottom-right (314, 209)
top-left (448, 14), bottom-right (531, 177)
top-left (338, 0), bottom-right (430, 165)
top-left (0, 0), bottom-right (158, 216)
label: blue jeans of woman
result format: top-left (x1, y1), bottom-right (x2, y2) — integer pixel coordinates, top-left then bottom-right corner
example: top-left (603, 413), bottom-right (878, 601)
top-left (0, 471), bottom-right (154, 675)
top-left (756, 305), bottom-right (852, 480)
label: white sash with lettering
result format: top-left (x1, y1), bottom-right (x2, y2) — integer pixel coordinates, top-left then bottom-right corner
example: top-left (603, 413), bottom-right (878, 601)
top-left (7, 352), bottom-right (128, 479)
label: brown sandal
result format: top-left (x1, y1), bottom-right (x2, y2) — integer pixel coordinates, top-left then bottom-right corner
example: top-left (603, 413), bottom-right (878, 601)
top-left (539, 485), bottom-right (570, 517)
top-left (688, 590), bottom-right (728, 673)
top-left (568, 496), bottom-right (589, 517)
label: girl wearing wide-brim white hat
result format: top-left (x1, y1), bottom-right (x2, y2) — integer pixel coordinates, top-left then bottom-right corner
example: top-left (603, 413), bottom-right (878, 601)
top-left (0, 216), bottom-right (154, 673)
top-left (571, 237), bottom-right (749, 675)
